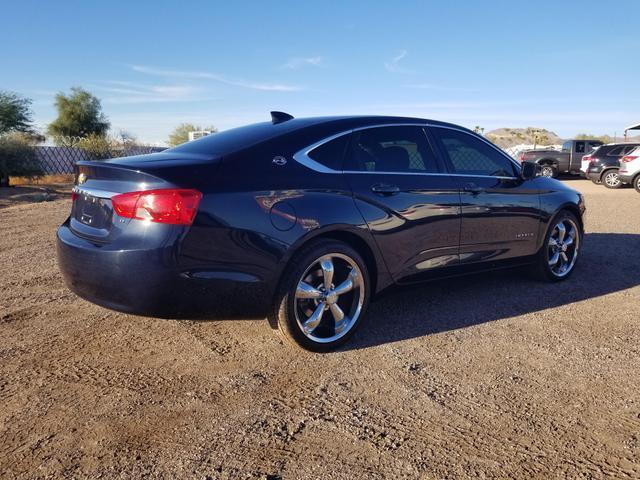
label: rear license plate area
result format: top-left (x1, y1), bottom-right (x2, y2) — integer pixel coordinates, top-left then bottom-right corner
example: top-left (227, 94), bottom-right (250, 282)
top-left (74, 193), bottom-right (113, 230)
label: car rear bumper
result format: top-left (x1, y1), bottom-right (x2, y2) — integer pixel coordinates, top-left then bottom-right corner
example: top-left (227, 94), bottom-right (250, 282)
top-left (618, 173), bottom-right (635, 184)
top-left (56, 219), bottom-right (271, 317)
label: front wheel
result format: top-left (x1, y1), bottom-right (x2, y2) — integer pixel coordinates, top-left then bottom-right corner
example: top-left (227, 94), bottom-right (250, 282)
top-left (590, 176), bottom-right (602, 185)
top-left (540, 164), bottom-right (557, 178)
top-left (531, 211), bottom-right (582, 282)
top-left (271, 240), bottom-right (370, 351)
top-left (602, 170), bottom-right (622, 189)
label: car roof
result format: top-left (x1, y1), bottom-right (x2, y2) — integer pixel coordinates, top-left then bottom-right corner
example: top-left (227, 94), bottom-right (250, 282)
top-left (281, 115), bottom-right (465, 130)
top-left (601, 142), bottom-right (640, 146)
top-left (167, 114), bottom-right (472, 157)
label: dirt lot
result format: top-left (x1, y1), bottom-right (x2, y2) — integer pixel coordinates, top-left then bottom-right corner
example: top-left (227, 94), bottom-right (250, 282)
top-left (1, 179), bottom-right (639, 479)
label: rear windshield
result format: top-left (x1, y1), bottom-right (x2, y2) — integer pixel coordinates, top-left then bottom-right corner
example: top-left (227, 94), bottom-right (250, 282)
top-left (167, 122), bottom-right (290, 156)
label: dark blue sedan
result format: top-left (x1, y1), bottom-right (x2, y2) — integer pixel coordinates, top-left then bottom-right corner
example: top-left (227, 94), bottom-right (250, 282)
top-left (57, 112), bottom-right (585, 351)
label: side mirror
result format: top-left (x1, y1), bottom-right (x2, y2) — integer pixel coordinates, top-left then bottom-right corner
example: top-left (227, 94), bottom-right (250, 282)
top-left (520, 161), bottom-right (538, 180)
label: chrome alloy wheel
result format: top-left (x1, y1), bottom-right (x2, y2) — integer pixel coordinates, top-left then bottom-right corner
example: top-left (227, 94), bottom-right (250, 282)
top-left (294, 253), bottom-right (365, 344)
top-left (603, 171), bottom-right (621, 187)
top-left (540, 165), bottom-right (554, 177)
top-left (547, 218), bottom-right (580, 278)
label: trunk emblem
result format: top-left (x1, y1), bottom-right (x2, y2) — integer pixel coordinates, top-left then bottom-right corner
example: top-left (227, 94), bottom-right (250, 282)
top-left (272, 156), bottom-right (287, 166)
top-left (78, 173), bottom-right (87, 184)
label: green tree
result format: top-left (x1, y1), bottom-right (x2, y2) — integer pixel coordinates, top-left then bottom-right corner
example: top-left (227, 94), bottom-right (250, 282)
top-left (0, 132), bottom-right (43, 187)
top-left (47, 87), bottom-right (109, 145)
top-left (0, 91), bottom-right (35, 135)
top-left (77, 133), bottom-right (117, 160)
top-left (167, 123), bottom-right (217, 147)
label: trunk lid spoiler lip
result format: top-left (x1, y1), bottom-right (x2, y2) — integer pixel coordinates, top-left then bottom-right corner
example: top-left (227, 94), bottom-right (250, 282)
top-left (74, 152), bottom-right (222, 188)
top-left (75, 151), bottom-right (219, 169)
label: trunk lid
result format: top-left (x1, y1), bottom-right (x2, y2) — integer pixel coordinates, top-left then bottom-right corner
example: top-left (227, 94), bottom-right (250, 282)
top-left (70, 151), bottom-right (219, 242)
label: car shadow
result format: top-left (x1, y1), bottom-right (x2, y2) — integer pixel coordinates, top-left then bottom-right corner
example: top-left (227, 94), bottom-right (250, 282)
top-left (342, 232), bottom-right (640, 351)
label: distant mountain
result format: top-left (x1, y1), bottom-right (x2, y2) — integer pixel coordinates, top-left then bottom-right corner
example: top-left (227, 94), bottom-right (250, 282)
top-left (485, 128), bottom-right (562, 148)
top-left (485, 127), bottom-right (640, 148)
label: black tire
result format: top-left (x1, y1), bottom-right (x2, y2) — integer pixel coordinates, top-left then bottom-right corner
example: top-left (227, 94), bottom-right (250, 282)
top-left (601, 169), bottom-right (622, 189)
top-left (634, 175), bottom-right (640, 193)
top-left (540, 164), bottom-right (557, 178)
top-left (271, 240), bottom-right (370, 352)
top-left (590, 176), bottom-right (602, 185)
top-left (530, 210), bottom-right (582, 282)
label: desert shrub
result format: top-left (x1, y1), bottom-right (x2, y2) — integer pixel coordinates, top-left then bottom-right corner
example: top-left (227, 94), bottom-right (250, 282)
top-left (0, 132), bottom-right (43, 187)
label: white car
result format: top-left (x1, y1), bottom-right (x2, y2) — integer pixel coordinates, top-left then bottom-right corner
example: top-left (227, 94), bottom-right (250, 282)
top-left (580, 146), bottom-right (600, 175)
top-left (618, 146), bottom-right (640, 192)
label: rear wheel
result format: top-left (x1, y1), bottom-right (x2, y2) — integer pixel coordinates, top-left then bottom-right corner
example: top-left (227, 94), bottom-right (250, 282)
top-left (602, 170), bottom-right (622, 189)
top-left (271, 240), bottom-right (370, 351)
top-left (540, 164), bottom-right (557, 178)
top-left (531, 211), bottom-right (582, 282)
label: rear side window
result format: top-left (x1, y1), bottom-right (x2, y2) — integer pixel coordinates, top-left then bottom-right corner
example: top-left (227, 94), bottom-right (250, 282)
top-left (430, 127), bottom-right (517, 177)
top-left (575, 142), bottom-right (586, 153)
top-left (346, 126), bottom-right (438, 173)
top-left (307, 134), bottom-right (350, 170)
top-left (606, 146), bottom-right (624, 156)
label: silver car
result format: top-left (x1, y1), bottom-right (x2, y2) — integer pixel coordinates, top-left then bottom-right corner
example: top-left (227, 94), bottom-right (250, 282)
top-left (618, 145), bottom-right (640, 192)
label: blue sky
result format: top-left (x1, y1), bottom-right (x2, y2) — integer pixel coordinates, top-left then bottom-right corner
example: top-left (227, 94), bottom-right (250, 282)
top-left (2, 0), bottom-right (638, 145)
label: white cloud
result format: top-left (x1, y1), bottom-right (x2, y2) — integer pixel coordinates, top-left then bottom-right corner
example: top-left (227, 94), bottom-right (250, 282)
top-left (130, 65), bottom-right (303, 92)
top-left (282, 56), bottom-right (324, 70)
top-left (384, 50), bottom-right (410, 73)
top-left (89, 81), bottom-right (210, 104)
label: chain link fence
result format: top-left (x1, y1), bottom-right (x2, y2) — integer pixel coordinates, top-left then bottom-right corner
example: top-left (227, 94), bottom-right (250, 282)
top-left (35, 145), bottom-right (166, 174)
top-left (501, 144), bottom-right (562, 160)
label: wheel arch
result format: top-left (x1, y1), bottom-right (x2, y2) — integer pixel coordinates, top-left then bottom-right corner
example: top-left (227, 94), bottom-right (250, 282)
top-left (267, 226), bottom-right (389, 330)
top-left (276, 226), bottom-right (389, 296)
top-left (537, 158), bottom-right (559, 166)
top-left (536, 203), bottom-right (584, 252)
top-left (599, 166), bottom-right (619, 179)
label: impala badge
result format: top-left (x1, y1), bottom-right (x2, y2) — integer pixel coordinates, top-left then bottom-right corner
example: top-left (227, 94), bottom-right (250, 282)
top-left (272, 156), bottom-right (287, 166)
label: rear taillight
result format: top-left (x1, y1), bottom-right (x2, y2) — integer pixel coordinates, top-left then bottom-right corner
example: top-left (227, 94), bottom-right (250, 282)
top-left (582, 155), bottom-right (592, 162)
top-left (111, 189), bottom-right (202, 225)
top-left (621, 155), bottom-right (638, 163)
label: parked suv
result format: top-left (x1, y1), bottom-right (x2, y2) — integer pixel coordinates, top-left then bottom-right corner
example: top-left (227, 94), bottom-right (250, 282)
top-left (519, 139), bottom-right (603, 178)
top-left (582, 143), bottom-right (640, 188)
top-left (618, 146), bottom-right (640, 192)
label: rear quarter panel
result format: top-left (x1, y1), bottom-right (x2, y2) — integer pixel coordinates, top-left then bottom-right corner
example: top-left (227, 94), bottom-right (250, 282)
top-left (179, 136), bottom-right (392, 297)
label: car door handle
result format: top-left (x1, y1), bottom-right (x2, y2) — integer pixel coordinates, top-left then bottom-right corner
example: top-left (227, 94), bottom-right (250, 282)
top-left (371, 183), bottom-right (400, 196)
top-left (463, 182), bottom-right (485, 194)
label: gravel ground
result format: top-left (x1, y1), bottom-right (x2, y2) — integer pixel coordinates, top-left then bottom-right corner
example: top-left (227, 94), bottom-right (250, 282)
top-left (1, 179), bottom-right (639, 479)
